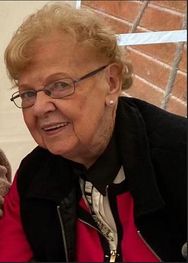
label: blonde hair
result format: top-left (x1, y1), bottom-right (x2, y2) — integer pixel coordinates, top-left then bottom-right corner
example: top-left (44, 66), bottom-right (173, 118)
top-left (5, 2), bottom-right (133, 90)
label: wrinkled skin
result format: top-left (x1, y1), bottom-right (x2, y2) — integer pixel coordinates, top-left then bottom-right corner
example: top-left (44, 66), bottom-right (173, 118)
top-left (19, 32), bottom-right (122, 168)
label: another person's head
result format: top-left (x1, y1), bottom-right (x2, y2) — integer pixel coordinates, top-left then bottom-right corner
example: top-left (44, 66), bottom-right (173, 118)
top-left (0, 149), bottom-right (11, 183)
top-left (5, 2), bottom-right (133, 167)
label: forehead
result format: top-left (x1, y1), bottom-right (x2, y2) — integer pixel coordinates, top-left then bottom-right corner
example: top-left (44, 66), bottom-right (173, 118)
top-left (30, 31), bottom-right (105, 67)
top-left (18, 31), bottom-right (104, 85)
top-left (30, 32), bottom-right (81, 66)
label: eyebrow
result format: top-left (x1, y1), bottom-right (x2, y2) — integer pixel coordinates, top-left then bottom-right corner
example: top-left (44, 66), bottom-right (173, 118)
top-left (18, 72), bottom-right (72, 90)
top-left (45, 72), bottom-right (73, 83)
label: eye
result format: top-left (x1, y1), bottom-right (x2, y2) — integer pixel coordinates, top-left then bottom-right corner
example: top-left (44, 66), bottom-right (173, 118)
top-left (53, 80), bottom-right (72, 90)
top-left (45, 79), bottom-right (74, 98)
top-left (46, 79), bottom-right (73, 96)
top-left (20, 90), bottom-right (36, 99)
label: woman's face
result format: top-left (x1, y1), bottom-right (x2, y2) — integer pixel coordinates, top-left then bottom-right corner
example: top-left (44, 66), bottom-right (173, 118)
top-left (18, 32), bottom-right (120, 167)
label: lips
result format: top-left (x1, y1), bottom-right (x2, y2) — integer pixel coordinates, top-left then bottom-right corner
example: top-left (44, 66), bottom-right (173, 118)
top-left (41, 122), bottom-right (69, 132)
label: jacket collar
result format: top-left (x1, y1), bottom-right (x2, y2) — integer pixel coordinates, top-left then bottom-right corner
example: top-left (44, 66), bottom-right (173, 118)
top-left (71, 130), bottom-right (121, 195)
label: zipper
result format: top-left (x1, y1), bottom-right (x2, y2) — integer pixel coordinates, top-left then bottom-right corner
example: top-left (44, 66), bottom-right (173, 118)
top-left (79, 218), bottom-right (119, 262)
top-left (109, 250), bottom-right (117, 262)
top-left (106, 184), bottom-right (119, 262)
top-left (57, 205), bottom-right (69, 262)
top-left (78, 218), bottom-right (101, 233)
top-left (137, 230), bottom-right (162, 261)
top-left (80, 183), bottom-right (119, 262)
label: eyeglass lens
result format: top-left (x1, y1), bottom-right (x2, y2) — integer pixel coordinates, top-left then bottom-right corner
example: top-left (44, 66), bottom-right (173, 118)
top-left (11, 79), bottom-right (75, 108)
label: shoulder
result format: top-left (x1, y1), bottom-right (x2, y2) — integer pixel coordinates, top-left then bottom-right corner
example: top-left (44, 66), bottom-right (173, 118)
top-left (16, 146), bottom-right (53, 194)
top-left (19, 146), bottom-right (50, 167)
top-left (118, 97), bottom-right (186, 230)
top-left (118, 96), bottom-right (186, 151)
top-left (118, 96), bottom-right (186, 125)
top-left (16, 147), bottom-right (73, 199)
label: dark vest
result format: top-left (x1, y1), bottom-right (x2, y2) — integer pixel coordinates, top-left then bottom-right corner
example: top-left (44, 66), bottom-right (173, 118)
top-left (16, 97), bottom-right (187, 261)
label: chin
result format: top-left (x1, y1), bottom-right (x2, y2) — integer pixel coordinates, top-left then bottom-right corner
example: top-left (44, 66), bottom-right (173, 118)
top-left (45, 143), bottom-right (76, 159)
top-left (46, 147), bottom-right (65, 156)
top-left (36, 141), bottom-right (63, 156)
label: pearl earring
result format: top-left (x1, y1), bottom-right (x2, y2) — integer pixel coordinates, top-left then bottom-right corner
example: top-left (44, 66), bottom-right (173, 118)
top-left (109, 100), bottom-right (114, 105)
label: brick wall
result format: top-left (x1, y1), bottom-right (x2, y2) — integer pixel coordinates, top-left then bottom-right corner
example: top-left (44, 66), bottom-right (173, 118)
top-left (82, 0), bottom-right (187, 116)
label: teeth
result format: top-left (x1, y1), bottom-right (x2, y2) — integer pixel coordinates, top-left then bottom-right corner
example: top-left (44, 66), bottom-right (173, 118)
top-left (43, 123), bottom-right (68, 131)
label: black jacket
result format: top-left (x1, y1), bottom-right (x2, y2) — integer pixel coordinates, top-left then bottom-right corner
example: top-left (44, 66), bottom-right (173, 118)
top-left (17, 97), bottom-right (187, 261)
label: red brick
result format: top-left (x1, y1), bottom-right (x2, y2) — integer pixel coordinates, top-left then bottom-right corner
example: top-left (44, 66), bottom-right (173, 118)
top-left (126, 47), bottom-right (186, 101)
top-left (116, 1), bottom-right (143, 23)
top-left (172, 72), bottom-right (187, 101)
top-left (82, 1), bottom-right (121, 18)
top-left (167, 97), bottom-right (187, 116)
top-left (134, 43), bottom-right (186, 73)
top-left (127, 48), bottom-right (170, 89)
top-left (83, 2), bottom-right (187, 72)
top-left (126, 78), bottom-right (186, 117)
top-left (82, 0), bottom-right (187, 115)
top-left (139, 4), bottom-right (184, 31)
top-left (179, 44), bottom-right (187, 73)
top-left (84, 1), bottom-right (185, 32)
top-left (94, 12), bottom-right (131, 33)
top-left (82, 1), bottom-right (142, 23)
top-left (125, 77), bottom-right (163, 106)
top-left (150, 1), bottom-right (187, 13)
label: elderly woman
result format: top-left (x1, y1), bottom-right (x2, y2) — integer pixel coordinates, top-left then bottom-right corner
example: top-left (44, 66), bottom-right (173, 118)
top-left (0, 2), bottom-right (186, 262)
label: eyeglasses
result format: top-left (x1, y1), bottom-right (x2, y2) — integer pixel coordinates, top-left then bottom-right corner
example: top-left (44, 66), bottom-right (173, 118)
top-left (10, 64), bottom-right (109, 109)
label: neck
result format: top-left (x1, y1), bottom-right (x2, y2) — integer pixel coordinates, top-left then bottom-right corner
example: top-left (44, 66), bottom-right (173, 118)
top-left (80, 115), bottom-right (116, 168)
top-left (64, 104), bottom-right (117, 168)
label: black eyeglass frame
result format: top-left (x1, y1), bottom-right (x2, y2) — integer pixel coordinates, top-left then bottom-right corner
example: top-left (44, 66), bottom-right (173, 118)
top-left (10, 64), bottom-right (109, 109)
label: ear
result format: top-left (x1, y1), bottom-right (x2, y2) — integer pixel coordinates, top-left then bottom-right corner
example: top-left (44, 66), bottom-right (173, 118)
top-left (105, 63), bottom-right (122, 106)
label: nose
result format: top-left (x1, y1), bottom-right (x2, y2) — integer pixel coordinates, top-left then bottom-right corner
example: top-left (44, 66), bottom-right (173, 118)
top-left (32, 90), bottom-right (56, 116)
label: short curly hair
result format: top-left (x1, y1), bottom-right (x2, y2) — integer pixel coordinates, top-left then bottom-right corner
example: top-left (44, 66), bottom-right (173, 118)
top-left (5, 2), bottom-right (133, 90)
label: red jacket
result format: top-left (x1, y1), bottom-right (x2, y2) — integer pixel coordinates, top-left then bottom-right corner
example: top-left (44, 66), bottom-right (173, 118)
top-left (0, 174), bottom-right (33, 261)
top-left (0, 172), bottom-right (160, 262)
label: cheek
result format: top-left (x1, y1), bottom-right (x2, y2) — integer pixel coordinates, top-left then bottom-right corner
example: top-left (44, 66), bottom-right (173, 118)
top-left (23, 111), bottom-right (43, 145)
top-left (23, 111), bottom-right (32, 130)
top-left (73, 98), bottom-right (106, 140)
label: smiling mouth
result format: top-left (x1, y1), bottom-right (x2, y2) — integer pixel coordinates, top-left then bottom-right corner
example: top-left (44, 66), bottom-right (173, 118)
top-left (42, 122), bottom-right (69, 132)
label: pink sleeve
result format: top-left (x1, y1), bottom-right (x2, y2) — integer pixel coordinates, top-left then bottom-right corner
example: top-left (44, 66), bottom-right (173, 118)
top-left (0, 173), bottom-right (34, 262)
